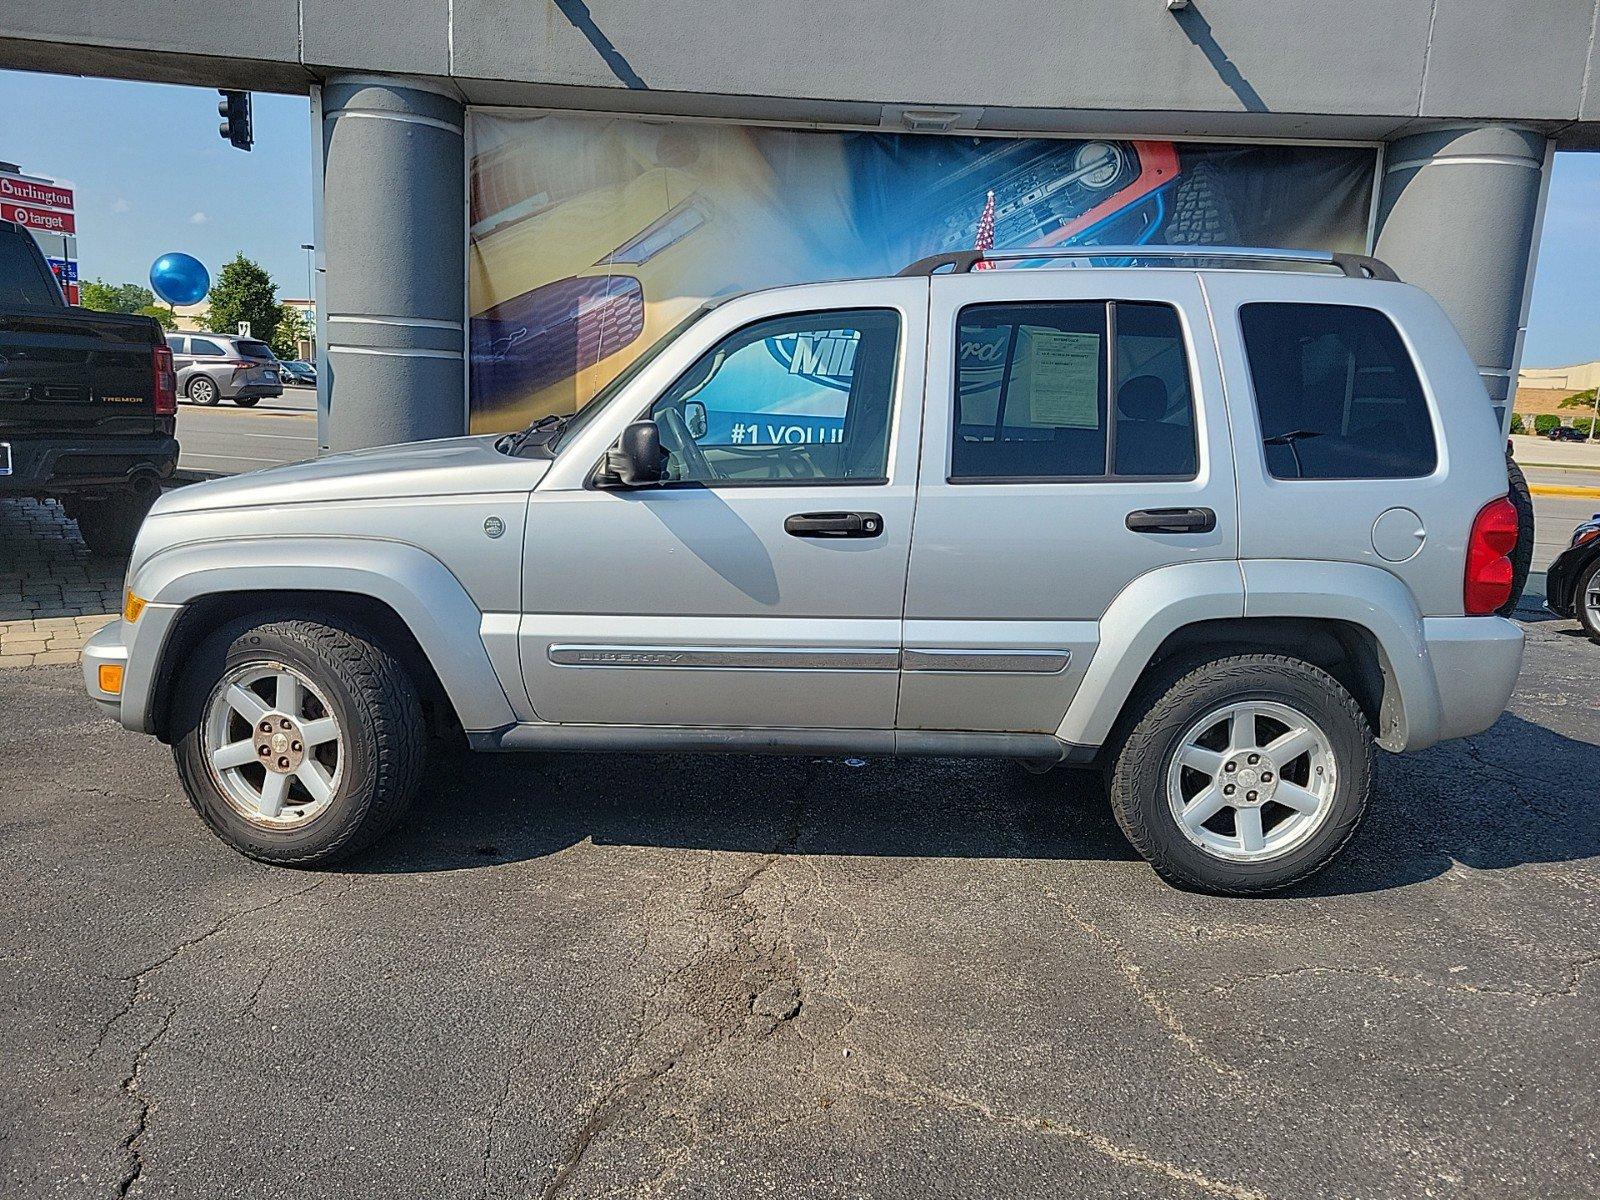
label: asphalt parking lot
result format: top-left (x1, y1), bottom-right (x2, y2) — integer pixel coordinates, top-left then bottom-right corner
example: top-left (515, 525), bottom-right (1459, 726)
top-left (2, 603), bottom-right (1597, 1199)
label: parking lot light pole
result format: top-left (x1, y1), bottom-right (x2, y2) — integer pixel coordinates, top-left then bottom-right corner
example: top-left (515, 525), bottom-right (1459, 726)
top-left (300, 242), bottom-right (314, 359)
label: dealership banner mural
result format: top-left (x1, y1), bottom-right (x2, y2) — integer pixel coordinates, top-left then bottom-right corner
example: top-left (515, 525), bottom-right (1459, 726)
top-left (467, 111), bottom-right (1377, 432)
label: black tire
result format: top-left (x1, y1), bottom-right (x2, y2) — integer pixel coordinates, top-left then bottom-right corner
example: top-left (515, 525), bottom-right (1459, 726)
top-left (1576, 558), bottom-right (1600, 644)
top-left (187, 375), bottom-right (220, 406)
top-left (1108, 654), bottom-right (1373, 896)
top-left (1162, 161), bottom-right (1239, 246)
top-left (1500, 451), bottom-right (1535, 618)
top-left (74, 486), bottom-right (157, 557)
top-left (233, 395), bottom-right (260, 407)
top-left (171, 618), bottom-right (426, 866)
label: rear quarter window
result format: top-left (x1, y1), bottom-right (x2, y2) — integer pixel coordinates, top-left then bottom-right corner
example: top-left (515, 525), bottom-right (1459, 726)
top-left (1239, 302), bottom-right (1437, 480)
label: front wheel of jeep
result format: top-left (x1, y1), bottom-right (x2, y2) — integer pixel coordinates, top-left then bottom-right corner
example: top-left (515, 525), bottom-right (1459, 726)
top-left (172, 617), bottom-right (426, 865)
top-left (1108, 654), bottom-right (1373, 895)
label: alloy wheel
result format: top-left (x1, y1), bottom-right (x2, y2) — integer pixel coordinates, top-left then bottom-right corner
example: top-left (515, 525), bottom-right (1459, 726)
top-left (202, 662), bottom-right (344, 828)
top-left (1165, 699), bottom-right (1338, 863)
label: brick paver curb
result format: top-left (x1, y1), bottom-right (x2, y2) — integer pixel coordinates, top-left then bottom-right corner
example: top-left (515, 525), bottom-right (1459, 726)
top-left (0, 612), bottom-right (118, 668)
top-left (2, 497), bottom-right (128, 669)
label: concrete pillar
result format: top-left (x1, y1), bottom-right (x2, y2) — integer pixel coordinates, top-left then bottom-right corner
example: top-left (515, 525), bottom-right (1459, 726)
top-left (1374, 125), bottom-right (1551, 426)
top-left (319, 75), bottom-right (466, 451)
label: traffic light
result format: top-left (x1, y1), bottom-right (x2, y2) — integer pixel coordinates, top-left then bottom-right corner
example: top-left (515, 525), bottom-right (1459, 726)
top-left (217, 90), bottom-right (252, 152)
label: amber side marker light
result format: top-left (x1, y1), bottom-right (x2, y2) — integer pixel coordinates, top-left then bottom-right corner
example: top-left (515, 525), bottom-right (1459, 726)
top-left (123, 592), bottom-right (146, 623)
top-left (98, 663), bottom-right (125, 695)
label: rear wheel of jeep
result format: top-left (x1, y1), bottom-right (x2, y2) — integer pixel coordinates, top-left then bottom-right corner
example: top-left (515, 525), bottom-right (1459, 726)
top-left (1109, 654), bottom-right (1372, 895)
top-left (172, 618), bottom-right (425, 865)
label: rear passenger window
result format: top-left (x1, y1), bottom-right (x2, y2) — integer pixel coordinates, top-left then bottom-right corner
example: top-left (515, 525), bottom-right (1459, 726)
top-left (951, 301), bottom-right (1197, 481)
top-left (1239, 303), bottom-right (1437, 480)
top-left (190, 338), bottom-right (225, 357)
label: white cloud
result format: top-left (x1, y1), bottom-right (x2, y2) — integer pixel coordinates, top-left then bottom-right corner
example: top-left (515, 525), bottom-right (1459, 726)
top-left (110, 197), bottom-right (131, 214)
top-left (188, 210), bottom-right (208, 225)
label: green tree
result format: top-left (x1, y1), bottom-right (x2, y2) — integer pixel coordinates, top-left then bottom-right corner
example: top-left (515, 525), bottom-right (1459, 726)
top-left (136, 304), bottom-right (177, 331)
top-left (271, 303), bottom-right (310, 360)
top-left (1534, 413), bottom-right (1562, 435)
top-left (203, 253), bottom-right (280, 345)
top-left (1559, 388), bottom-right (1597, 410)
top-left (1509, 412), bottom-right (1525, 435)
top-left (80, 278), bottom-right (159, 314)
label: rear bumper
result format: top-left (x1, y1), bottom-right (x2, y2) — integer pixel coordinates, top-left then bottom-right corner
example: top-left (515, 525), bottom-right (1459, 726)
top-left (221, 380), bottom-right (283, 399)
top-left (1421, 616), bottom-right (1523, 746)
top-left (1544, 545), bottom-right (1596, 618)
top-left (0, 432), bottom-right (179, 496)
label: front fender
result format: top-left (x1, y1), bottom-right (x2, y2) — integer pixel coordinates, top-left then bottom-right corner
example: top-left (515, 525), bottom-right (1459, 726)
top-left (128, 536), bottom-right (520, 733)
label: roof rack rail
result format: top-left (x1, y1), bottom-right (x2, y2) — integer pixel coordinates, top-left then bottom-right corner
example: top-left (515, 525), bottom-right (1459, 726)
top-left (896, 245), bottom-right (1401, 282)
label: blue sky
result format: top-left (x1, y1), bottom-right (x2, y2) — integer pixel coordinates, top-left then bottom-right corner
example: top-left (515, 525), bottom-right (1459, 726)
top-left (0, 66), bottom-right (1596, 364)
top-left (0, 69), bottom-right (313, 300)
top-left (1523, 151), bottom-right (1600, 368)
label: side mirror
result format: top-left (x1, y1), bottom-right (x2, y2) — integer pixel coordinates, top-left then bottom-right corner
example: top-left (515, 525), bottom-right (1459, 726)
top-left (598, 419), bottom-right (667, 487)
top-left (684, 400), bottom-right (708, 441)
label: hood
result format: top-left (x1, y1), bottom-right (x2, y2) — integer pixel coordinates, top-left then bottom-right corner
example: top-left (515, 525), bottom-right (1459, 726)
top-left (154, 435), bottom-right (551, 515)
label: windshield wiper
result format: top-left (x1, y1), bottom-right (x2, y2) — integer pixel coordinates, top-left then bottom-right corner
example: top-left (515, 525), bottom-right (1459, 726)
top-left (498, 414), bottom-right (567, 458)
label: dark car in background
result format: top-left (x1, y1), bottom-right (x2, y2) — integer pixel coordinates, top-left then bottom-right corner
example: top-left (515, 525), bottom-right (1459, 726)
top-left (1545, 513), bottom-right (1600, 642)
top-left (0, 218), bottom-right (177, 554)
top-left (166, 332), bottom-right (282, 406)
top-left (1548, 425), bottom-right (1589, 442)
top-left (278, 358), bottom-right (316, 387)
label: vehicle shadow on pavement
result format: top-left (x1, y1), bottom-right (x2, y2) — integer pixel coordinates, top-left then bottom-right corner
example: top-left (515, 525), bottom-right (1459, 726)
top-left (357, 751), bottom-right (1139, 874)
top-left (347, 710), bottom-right (1600, 896)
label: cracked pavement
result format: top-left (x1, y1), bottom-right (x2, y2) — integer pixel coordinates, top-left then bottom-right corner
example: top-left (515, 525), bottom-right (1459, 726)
top-left (1, 613), bottom-right (1597, 1198)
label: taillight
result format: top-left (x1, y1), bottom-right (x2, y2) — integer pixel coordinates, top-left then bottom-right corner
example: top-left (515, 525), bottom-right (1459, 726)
top-left (152, 344), bottom-right (176, 415)
top-left (1464, 496), bottom-right (1520, 615)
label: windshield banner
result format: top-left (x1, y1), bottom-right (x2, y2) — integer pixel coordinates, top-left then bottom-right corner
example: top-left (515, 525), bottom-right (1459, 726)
top-left (467, 111), bottom-right (1376, 432)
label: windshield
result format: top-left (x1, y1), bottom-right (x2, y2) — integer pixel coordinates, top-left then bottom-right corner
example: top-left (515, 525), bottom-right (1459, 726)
top-left (548, 304), bottom-right (715, 451)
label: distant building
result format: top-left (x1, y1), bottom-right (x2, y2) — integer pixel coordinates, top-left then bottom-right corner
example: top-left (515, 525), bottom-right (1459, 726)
top-left (170, 300), bottom-right (209, 332)
top-left (0, 161), bottom-right (78, 303)
top-left (1518, 362), bottom-right (1600, 393)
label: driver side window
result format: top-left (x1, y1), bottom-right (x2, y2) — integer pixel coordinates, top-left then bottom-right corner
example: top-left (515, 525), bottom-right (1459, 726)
top-left (649, 308), bottom-right (900, 485)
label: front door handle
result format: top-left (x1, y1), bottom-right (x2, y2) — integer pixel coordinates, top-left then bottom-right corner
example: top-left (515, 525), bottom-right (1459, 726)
top-left (1125, 506), bottom-right (1216, 534)
top-left (784, 511), bottom-right (884, 539)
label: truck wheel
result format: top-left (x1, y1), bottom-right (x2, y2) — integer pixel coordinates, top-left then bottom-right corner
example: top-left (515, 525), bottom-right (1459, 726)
top-left (1499, 452), bottom-right (1535, 618)
top-left (172, 618), bottom-right (426, 866)
top-left (74, 486), bottom-right (157, 556)
top-left (188, 376), bottom-right (219, 406)
top-left (1108, 655), bottom-right (1372, 895)
top-left (1576, 558), bottom-right (1600, 644)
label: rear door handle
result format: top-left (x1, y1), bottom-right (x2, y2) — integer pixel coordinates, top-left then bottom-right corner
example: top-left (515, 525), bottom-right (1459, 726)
top-left (1125, 506), bottom-right (1216, 534)
top-left (784, 511), bottom-right (883, 539)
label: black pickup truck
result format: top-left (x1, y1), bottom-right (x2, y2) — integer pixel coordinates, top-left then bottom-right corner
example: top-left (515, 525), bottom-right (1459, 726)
top-left (1, 218), bottom-right (178, 555)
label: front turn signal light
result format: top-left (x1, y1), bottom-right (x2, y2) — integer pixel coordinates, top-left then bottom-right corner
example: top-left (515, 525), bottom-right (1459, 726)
top-left (98, 663), bottom-right (125, 695)
top-left (123, 591), bottom-right (146, 623)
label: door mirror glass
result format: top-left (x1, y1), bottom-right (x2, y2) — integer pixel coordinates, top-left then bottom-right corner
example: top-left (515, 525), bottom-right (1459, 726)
top-left (684, 400), bottom-right (708, 441)
top-left (598, 420), bottom-right (667, 488)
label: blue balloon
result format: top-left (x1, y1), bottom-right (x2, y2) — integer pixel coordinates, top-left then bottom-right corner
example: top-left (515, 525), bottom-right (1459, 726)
top-left (149, 253), bottom-right (209, 306)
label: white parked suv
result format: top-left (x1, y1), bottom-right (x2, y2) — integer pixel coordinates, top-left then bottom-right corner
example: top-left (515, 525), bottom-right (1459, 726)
top-left (84, 247), bottom-right (1525, 894)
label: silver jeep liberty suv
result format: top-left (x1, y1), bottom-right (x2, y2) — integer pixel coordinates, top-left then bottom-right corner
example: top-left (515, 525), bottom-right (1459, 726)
top-left (84, 246), bottom-right (1525, 895)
